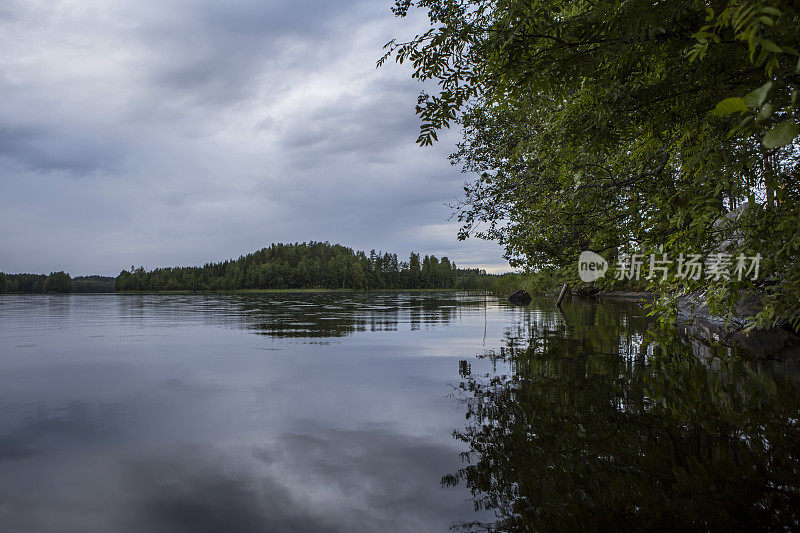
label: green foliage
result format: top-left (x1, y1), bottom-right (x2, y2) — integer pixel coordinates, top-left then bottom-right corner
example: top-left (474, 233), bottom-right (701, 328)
top-left (43, 271), bottom-right (74, 293)
top-left (490, 260), bottom-right (651, 298)
top-left (114, 241), bottom-right (495, 292)
top-left (1, 273), bottom-right (47, 293)
top-left (0, 273), bottom-right (112, 294)
top-left (490, 267), bottom-right (578, 296)
top-left (73, 276), bottom-right (116, 293)
top-left (690, 2), bottom-right (800, 148)
top-left (712, 97), bottom-right (750, 115)
top-left (385, 0), bottom-right (800, 328)
top-left (764, 120), bottom-right (800, 147)
top-left (491, 271), bottom-right (558, 297)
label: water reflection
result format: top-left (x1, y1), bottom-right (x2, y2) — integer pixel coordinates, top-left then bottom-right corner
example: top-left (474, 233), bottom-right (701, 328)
top-left (2, 293), bottom-right (799, 531)
top-left (0, 292), bottom-right (485, 339)
top-left (0, 292), bottom-right (496, 532)
top-left (447, 298), bottom-right (800, 530)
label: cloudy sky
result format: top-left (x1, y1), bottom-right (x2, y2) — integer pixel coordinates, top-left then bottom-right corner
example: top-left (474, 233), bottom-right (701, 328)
top-left (0, 0), bottom-right (508, 276)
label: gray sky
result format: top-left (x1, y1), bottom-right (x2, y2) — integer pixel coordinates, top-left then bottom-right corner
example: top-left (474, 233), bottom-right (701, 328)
top-left (0, 0), bottom-right (508, 276)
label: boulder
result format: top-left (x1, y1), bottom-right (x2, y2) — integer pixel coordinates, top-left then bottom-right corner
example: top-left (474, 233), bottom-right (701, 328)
top-left (574, 285), bottom-right (601, 297)
top-left (507, 289), bottom-right (532, 306)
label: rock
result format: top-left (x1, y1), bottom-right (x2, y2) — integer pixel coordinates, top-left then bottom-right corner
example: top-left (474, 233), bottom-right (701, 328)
top-left (713, 201), bottom-right (749, 252)
top-left (674, 289), bottom-right (800, 356)
top-left (508, 289), bottom-right (532, 306)
top-left (675, 289), bottom-right (760, 327)
top-left (574, 285), bottom-right (601, 297)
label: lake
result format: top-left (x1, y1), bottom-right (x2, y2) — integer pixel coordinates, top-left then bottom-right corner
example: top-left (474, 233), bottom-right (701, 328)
top-left (0, 293), bottom-right (798, 531)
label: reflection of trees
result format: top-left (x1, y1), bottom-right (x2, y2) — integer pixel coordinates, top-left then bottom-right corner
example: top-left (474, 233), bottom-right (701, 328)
top-left (113, 292), bottom-right (483, 339)
top-left (448, 301), bottom-right (800, 531)
top-left (231, 293), bottom-right (482, 338)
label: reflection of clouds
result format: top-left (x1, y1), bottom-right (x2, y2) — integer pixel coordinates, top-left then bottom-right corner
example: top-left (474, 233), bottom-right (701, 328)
top-left (0, 416), bottom-right (475, 531)
top-left (127, 428), bottom-right (470, 533)
top-left (129, 446), bottom-right (332, 533)
top-left (0, 401), bottom-right (122, 462)
top-left (253, 426), bottom-right (468, 528)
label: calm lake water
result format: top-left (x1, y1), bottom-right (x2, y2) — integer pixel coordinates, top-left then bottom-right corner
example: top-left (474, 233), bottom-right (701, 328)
top-left (0, 292), bottom-right (798, 531)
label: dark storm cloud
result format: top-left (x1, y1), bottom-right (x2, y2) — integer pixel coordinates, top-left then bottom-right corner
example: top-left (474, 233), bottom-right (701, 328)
top-left (275, 79), bottom-right (426, 168)
top-left (134, 0), bottom-right (365, 106)
top-left (0, 0), bottom-right (508, 275)
top-left (0, 125), bottom-right (125, 174)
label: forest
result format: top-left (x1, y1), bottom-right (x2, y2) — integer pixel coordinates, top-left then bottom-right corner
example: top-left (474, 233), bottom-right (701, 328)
top-left (0, 243), bottom-right (493, 294)
top-left (72, 276), bottom-right (117, 293)
top-left (114, 241), bottom-right (493, 292)
top-left (0, 272), bottom-right (77, 293)
top-left (0, 273), bottom-right (117, 293)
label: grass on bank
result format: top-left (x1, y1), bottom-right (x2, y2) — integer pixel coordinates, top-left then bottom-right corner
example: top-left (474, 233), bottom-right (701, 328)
top-left (490, 267), bottom-right (649, 297)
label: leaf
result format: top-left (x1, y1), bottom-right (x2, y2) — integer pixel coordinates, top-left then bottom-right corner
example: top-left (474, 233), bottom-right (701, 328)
top-left (756, 103), bottom-right (773, 121)
top-left (743, 81), bottom-right (772, 107)
top-left (763, 121), bottom-right (800, 148)
top-left (712, 97), bottom-right (749, 116)
top-left (760, 39), bottom-right (783, 54)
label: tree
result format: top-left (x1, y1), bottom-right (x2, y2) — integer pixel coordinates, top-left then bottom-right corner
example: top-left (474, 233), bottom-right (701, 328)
top-left (408, 252), bottom-right (421, 287)
top-left (384, 0), bottom-right (800, 328)
top-left (44, 271), bottom-right (74, 293)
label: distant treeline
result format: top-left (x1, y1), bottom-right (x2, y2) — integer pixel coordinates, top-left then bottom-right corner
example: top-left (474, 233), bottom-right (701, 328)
top-left (115, 242), bottom-right (494, 291)
top-left (73, 276), bottom-right (117, 293)
top-left (0, 273), bottom-right (116, 293)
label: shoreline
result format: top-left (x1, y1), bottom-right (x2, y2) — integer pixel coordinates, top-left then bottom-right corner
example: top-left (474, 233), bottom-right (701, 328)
top-left (113, 288), bottom-right (477, 294)
top-left (593, 291), bottom-right (656, 301)
top-left (0, 288), bottom-right (488, 295)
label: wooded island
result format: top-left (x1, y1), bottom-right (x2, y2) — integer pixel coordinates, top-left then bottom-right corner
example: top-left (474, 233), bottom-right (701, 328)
top-left (0, 242), bottom-right (494, 293)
